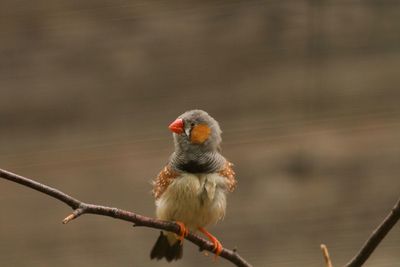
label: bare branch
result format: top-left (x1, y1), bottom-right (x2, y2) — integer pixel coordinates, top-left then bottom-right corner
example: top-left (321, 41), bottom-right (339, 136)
top-left (3, 167), bottom-right (399, 267)
top-left (0, 168), bottom-right (252, 267)
top-left (320, 244), bottom-right (333, 267)
top-left (344, 197), bottom-right (400, 267)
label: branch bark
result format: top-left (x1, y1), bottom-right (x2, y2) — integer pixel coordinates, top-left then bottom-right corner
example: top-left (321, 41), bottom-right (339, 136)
top-left (344, 197), bottom-right (400, 267)
top-left (0, 168), bottom-right (252, 267)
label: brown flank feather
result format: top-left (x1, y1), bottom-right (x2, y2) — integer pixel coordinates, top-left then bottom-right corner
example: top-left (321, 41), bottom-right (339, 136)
top-left (153, 166), bottom-right (179, 199)
top-left (219, 161), bottom-right (237, 192)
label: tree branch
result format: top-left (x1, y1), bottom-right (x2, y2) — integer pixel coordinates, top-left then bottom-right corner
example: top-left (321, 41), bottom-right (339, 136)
top-left (344, 196), bottom-right (400, 267)
top-left (0, 168), bottom-right (252, 267)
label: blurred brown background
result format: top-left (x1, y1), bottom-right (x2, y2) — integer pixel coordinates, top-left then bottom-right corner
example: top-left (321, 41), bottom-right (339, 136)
top-left (1, 1), bottom-right (400, 266)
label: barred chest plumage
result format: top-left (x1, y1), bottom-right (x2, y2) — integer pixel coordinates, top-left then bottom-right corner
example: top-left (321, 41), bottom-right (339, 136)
top-left (155, 172), bottom-right (227, 230)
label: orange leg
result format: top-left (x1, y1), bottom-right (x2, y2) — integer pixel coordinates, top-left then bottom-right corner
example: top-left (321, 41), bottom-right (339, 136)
top-left (198, 227), bottom-right (223, 259)
top-left (175, 221), bottom-right (189, 243)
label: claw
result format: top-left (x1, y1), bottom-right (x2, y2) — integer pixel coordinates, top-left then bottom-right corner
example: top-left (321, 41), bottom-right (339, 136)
top-left (198, 227), bottom-right (223, 260)
top-left (175, 221), bottom-right (189, 243)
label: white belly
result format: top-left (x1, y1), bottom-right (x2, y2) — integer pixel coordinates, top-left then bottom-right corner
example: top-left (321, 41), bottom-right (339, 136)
top-left (155, 172), bottom-right (227, 230)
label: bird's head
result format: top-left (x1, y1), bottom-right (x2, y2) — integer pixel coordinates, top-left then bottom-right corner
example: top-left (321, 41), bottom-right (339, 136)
top-left (168, 110), bottom-right (222, 153)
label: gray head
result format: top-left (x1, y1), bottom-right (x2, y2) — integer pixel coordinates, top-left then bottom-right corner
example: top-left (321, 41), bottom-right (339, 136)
top-left (168, 110), bottom-right (222, 153)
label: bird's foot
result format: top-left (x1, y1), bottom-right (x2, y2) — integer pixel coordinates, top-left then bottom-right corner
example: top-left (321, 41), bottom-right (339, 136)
top-left (198, 227), bottom-right (223, 260)
top-left (175, 221), bottom-right (189, 243)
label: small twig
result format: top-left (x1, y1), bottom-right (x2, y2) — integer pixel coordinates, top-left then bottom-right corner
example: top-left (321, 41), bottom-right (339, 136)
top-left (0, 168), bottom-right (252, 267)
top-left (62, 208), bottom-right (85, 224)
top-left (320, 244), bottom-right (333, 267)
top-left (344, 197), bottom-right (400, 267)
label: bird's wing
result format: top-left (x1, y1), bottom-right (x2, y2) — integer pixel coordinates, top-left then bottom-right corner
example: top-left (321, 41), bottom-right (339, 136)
top-left (219, 161), bottom-right (237, 192)
top-left (152, 165), bottom-right (179, 200)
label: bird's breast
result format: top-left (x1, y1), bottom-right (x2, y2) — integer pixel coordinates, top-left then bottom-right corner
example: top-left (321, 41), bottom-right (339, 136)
top-left (155, 172), bottom-right (227, 229)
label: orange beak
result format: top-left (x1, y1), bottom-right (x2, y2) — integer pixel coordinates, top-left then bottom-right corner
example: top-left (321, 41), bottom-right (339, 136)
top-left (168, 118), bottom-right (184, 134)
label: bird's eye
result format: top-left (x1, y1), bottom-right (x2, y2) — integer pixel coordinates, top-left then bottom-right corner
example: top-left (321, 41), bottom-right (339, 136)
top-left (190, 122), bottom-right (195, 128)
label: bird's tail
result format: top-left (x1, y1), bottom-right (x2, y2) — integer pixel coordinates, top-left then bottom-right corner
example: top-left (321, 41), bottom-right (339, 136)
top-left (150, 231), bottom-right (183, 261)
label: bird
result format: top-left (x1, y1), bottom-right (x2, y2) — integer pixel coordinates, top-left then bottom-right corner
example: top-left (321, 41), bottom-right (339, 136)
top-left (150, 109), bottom-right (237, 262)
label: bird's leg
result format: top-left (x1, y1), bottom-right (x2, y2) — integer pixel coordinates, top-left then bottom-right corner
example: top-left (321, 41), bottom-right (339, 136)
top-left (175, 221), bottom-right (189, 243)
top-left (198, 227), bottom-right (223, 259)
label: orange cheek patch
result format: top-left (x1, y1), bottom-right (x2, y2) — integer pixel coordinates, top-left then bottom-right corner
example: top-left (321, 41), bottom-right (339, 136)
top-left (190, 124), bottom-right (211, 144)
